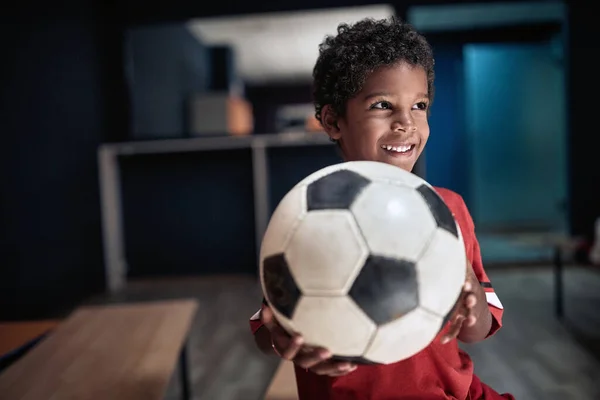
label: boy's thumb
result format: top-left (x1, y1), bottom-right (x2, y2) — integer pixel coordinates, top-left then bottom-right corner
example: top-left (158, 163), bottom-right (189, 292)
top-left (260, 305), bottom-right (275, 329)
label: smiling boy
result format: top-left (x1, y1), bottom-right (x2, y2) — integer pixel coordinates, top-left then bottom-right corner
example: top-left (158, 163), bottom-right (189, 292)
top-left (250, 17), bottom-right (512, 400)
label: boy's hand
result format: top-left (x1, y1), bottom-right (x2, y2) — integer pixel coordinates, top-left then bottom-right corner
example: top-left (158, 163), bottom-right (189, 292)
top-left (261, 306), bottom-right (358, 376)
top-left (441, 262), bottom-right (479, 344)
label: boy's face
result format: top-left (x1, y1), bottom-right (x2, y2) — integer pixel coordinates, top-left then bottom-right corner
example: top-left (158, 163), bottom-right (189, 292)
top-left (322, 62), bottom-right (430, 172)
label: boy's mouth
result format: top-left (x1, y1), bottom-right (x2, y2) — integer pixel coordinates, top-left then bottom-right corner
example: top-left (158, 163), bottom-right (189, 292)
top-left (380, 144), bottom-right (415, 154)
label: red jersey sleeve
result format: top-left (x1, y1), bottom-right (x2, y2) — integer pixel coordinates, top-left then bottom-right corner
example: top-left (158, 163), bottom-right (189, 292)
top-left (436, 187), bottom-right (504, 338)
top-left (455, 194), bottom-right (504, 337)
top-left (469, 227), bottom-right (504, 337)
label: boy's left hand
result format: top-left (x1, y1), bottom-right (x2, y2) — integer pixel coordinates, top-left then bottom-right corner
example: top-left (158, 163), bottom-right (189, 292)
top-left (441, 262), bottom-right (479, 344)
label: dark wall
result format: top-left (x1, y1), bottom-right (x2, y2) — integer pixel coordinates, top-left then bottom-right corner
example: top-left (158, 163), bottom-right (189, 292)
top-left (567, 7), bottom-right (599, 240)
top-left (0, 19), bottom-right (107, 320)
top-left (245, 82), bottom-right (313, 134)
top-left (120, 150), bottom-right (257, 277)
top-left (268, 146), bottom-right (343, 212)
top-left (118, 145), bottom-right (342, 279)
top-left (120, 0), bottom-right (531, 25)
top-left (127, 24), bottom-right (210, 139)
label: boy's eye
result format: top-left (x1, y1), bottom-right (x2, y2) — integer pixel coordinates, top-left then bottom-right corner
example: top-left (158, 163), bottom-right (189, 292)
top-left (371, 101), bottom-right (392, 110)
top-left (413, 102), bottom-right (428, 111)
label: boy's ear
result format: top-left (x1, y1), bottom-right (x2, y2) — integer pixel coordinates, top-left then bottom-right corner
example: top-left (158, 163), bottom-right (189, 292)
top-left (321, 105), bottom-right (342, 140)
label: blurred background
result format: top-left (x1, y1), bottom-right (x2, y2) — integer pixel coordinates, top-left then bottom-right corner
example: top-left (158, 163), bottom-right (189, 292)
top-left (1, 0), bottom-right (599, 399)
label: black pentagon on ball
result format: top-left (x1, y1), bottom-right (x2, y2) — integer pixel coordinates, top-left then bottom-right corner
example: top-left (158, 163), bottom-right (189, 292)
top-left (306, 169), bottom-right (371, 211)
top-left (262, 253), bottom-right (301, 319)
top-left (416, 184), bottom-right (459, 238)
top-left (348, 255), bottom-right (419, 326)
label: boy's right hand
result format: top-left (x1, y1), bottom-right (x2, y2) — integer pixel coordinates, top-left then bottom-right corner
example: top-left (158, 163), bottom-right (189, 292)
top-left (261, 306), bottom-right (358, 377)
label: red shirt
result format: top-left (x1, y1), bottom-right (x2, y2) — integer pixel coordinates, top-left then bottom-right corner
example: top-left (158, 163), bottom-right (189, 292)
top-left (250, 187), bottom-right (512, 400)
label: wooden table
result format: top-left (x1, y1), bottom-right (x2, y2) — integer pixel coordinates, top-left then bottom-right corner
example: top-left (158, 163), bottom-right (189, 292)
top-left (0, 299), bottom-right (198, 400)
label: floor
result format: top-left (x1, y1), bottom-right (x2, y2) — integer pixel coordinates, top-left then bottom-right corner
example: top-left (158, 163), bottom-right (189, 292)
top-left (85, 265), bottom-right (600, 400)
top-left (461, 266), bottom-right (600, 400)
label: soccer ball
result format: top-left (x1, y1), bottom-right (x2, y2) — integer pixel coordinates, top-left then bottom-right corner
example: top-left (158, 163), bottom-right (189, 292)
top-left (259, 161), bottom-right (466, 365)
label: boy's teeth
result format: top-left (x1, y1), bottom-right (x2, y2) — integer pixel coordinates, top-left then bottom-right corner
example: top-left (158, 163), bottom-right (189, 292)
top-left (382, 144), bottom-right (412, 153)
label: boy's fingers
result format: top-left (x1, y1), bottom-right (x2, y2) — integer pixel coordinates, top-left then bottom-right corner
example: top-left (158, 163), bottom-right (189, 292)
top-left (280, 335), bottom-right (304, 360)
top-left (463, 300), bottom-right (476, 326)
top-left (465, 314), bottom-right (477, 327)
top-left (328, 368), bottom-right (357, 377)
top-left (262, 306), bottom-right (306, 359)
top-left (260, 306), bottom-right (277, 330)
top-left (441, 314), bottom-right (464, 344)
top-left (311, 361), bottom-right (357, 376)
top-left (295, 347), bottom-right (332, 369)
top-left (465, 293), bottom-right (477, 308)
top-left (463, 280), bottom-right (473, 292)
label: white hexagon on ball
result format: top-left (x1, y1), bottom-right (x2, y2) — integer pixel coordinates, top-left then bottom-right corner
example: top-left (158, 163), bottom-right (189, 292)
top-left (285, 210), bottom-right (369, 296)
top-left (292, 295), bottom-right (376, 356)
top-left (351, 182), bottom-right (437, 260)
top-left (417, 228), bottom-right (467, 318)
top-left (260, 184), bottom-right (307, 260)
top-left (363, 307), bottom-right (443, 364)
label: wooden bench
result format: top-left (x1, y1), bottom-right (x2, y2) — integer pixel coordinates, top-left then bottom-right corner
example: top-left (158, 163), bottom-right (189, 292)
top-left (0, 319), bottom-right (61, 372)
top-left (0, 319), bottom-right (61, 355)
top-left (265, 361), bottom-right (299, 400)
top-left (0, 299), bottom-right (198, 400)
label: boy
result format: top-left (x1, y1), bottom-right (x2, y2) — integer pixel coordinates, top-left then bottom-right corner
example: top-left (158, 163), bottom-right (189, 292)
top-left (249, 17), bottom-right (513, 400)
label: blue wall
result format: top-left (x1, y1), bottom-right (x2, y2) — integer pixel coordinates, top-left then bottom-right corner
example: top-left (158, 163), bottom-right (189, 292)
top-left (425, 44), bottom-right (468, 200)
top-left (424, 40), bottom-right (567, 232)
top-left (464, 42), bottom-right (567, 231)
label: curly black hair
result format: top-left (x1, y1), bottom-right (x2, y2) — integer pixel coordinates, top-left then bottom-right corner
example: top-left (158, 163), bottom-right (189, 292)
top-left (312, 17), bottom-right (435, 123)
